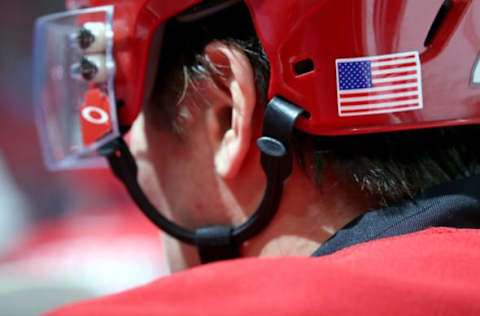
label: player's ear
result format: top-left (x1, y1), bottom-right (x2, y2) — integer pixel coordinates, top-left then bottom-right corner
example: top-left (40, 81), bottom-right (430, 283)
top-left (203, 41), bottom-right (256, 179)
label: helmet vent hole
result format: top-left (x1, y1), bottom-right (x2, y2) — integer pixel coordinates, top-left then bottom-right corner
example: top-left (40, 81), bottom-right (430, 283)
top-left (424, 0), bottom-right (452, 47)
top-left (293, 59), bottom-right (314, 76)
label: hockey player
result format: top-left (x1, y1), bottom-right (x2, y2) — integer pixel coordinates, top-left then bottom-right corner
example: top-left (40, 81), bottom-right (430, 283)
top-left (34, 0), bottom-right (480, 314)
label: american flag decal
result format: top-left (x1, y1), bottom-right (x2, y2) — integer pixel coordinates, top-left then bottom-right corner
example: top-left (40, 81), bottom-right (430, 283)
top-left (336, 51), bottom-right (423, 117)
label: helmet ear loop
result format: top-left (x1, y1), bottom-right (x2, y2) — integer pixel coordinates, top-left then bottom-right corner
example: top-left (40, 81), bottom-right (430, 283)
top-left (99, 96), bottom-right (306, 264)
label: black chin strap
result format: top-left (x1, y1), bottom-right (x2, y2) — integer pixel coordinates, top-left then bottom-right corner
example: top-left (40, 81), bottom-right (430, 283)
top-left (99, 97), bottom-right (305, 263)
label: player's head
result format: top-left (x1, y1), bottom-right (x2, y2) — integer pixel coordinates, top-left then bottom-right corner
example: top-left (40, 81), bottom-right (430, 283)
top-left (34, 0), bottom-right (480, 265)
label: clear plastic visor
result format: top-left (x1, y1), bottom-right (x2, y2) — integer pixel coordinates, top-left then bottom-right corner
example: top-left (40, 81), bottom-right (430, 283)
top-left (33, 6), bottom-right (119, 170)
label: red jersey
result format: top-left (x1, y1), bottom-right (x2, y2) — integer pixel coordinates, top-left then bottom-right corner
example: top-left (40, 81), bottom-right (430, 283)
top-left (46, 227), bottom-right (480, 316)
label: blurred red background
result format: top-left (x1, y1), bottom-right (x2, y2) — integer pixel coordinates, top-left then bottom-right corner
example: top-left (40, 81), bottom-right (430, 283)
top-left (0, 2), bottom-right (168, 314)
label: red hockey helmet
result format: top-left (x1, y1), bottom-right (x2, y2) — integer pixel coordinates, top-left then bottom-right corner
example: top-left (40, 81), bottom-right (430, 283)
top-left (34, 0), bottom-right (479, 168)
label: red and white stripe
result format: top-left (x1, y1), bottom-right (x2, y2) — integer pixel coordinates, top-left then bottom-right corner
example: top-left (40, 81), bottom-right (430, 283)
top-left (337, 51), bottom-right (423, 117)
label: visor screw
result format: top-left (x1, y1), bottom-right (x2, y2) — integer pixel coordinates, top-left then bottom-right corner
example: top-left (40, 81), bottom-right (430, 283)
top-left (77, 27), bottom-right (96, 50)
top-left (80, 57), bottom-right (98, 81)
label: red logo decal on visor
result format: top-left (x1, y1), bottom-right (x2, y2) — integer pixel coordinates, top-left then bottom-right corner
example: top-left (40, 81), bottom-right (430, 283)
top-left (80, 89), bottom-right (112, 146)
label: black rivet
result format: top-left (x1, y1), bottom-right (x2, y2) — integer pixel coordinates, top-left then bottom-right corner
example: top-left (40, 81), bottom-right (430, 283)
top-left (80, 57), bottom-right (98, 81)
top-left (77, 26), bottom-right (95, 49)
top-left (257, 137), bottom-right (287, 157)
